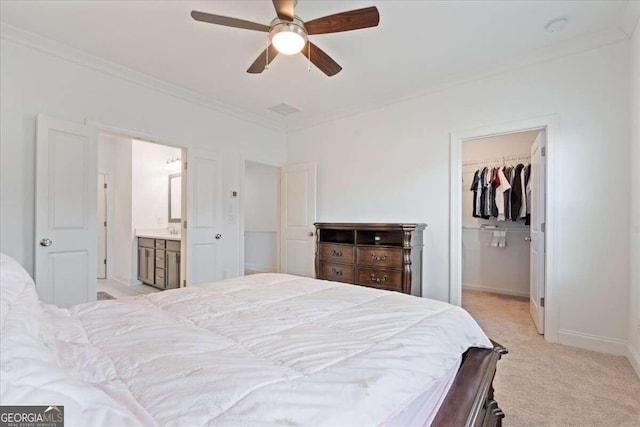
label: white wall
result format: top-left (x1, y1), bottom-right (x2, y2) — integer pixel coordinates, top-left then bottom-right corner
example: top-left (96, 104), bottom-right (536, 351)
top-left (461, 132), bottom-right (536, 298)
top-left (0, 37), bottom-right (286, 280)
top-left (98, 134), bottom-right (135, 284)
top-left (131, 140), bottom-right (181, 231)
top-left (629, 21), bottom-right (640, 375)
top-left (287, 41), bottom-right (631, 353)
top-left (244, 161), bottom-right (279, 273)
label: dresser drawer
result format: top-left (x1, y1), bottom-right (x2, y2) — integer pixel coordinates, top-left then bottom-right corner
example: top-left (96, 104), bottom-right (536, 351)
top-left (357, 268), bottom-right (403, 292)
top-left (319, 262), bottom-right (355, 283)
top-left (319, 243), bottom-right (355, 264)
top-left (356, 247), bottom-right (402, 268)
top-left (154, 239), bottom-right (166, 249)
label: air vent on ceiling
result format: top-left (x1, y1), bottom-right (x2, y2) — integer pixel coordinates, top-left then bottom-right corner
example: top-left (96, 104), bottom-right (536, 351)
top-left (267, 103), bottom-right (301, 116)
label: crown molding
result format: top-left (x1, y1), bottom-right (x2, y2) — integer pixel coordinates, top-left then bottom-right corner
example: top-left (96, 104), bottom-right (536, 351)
top-left (0, 23), bottom-right (285, 133)
top-left (285, 27), bottom-right (631, 133)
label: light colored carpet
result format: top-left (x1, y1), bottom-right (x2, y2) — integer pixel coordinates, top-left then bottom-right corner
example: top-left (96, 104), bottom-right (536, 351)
top-left (462, 290), bottom-right (640, 427)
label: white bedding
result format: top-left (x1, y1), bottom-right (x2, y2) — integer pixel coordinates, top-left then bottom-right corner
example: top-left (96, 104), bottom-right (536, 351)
top-left (1, 254), bottom-right (492, 426)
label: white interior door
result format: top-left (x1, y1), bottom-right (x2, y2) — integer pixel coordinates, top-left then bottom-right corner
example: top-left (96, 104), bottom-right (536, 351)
top-left (185, 148), bottom-right (222, 285)
top-left (97, 173), bottom-right (107, 279)
top-left (280, 162), bottom-right (317, 277)
top-left (35, 115), bottom-right (98, 307)
top-left (529, 130), bottom-right (546, 334)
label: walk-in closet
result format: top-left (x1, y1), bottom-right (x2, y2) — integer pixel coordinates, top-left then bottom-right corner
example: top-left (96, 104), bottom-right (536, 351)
top-left (461, 129), bottom-right (545, 333)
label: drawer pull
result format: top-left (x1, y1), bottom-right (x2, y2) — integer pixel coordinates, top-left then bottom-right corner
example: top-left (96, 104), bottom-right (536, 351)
top-left (371, 253), bottom-right (388, 261)
top-left (331, 249), bottom-right (343, 257)
top-left (331, 268), bottom-right (343, 276)
top-left (370, 273), bottom-right (387, 283)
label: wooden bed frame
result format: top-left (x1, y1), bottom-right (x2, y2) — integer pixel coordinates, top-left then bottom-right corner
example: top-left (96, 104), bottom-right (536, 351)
top-left (432, 343), bottom-right (508, 427)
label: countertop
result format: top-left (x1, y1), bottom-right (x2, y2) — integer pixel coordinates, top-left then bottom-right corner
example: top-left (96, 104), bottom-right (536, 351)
top-left (136, 232), bottom-right (181, 241)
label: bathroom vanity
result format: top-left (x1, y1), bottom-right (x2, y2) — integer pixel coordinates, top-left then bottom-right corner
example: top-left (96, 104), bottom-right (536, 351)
top-left (137, 233), bottom-right (181, 290)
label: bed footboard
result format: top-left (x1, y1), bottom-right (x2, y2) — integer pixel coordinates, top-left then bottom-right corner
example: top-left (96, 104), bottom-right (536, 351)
top-left (431, 343), bottom-right (508, 427)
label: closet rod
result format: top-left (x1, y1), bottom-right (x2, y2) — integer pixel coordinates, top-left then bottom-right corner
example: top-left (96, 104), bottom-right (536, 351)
top-left (462, 154), bottom-right (530, 167)
top-left (462, 226), bottom-right (529, 232)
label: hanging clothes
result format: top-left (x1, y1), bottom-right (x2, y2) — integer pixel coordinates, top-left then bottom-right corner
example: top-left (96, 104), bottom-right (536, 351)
top-left (495, 167), bottom-right (511, 221)
top-left (470, 169), bottom-right (481, 218)
top-left (518, 165), bottom-right (527, 220)
top-left (480, 167), bottom-right (490, 219)
top-left (469, 162), bottom-right (531, 223)
top-left (524, 164), bottom-right (532, 225)
top-left (510, 163), bottom-right (525, 221)
top-left (490, 168), bottom-right (499, 218)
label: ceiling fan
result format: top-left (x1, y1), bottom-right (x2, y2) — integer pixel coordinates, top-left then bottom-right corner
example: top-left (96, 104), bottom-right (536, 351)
top-left (191, 0), bottom-right (380, 76)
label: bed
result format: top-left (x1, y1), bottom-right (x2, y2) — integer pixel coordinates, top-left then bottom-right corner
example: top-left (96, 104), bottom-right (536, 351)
top-left (0, 253), bottom-right (506, 426)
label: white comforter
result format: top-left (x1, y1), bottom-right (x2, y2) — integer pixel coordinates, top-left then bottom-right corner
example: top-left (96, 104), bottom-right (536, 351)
top-left (1, 254), bottom-right (491, 426)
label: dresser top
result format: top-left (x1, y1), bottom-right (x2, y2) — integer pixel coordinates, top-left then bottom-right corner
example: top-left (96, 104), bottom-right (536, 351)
top-left (314, 223), bottom-right (427, 231)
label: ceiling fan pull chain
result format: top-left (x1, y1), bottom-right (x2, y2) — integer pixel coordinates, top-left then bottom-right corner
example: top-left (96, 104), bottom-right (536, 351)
top-left (265, 37), bottom-right (270, 71)
top-left (307, 42), bottom-right (311, 72)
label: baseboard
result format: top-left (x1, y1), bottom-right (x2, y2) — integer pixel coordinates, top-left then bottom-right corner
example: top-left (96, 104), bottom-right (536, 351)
top-left (462, 283), bottom-right (529, 299)
top-left (558, 329), bottom-right (627, 356)
top-left (627, 344), bottom-right (640, 379)
top-left (244, 264), bottom-right (277, 275)
top-left (105, 276), bottom-right (141, 286)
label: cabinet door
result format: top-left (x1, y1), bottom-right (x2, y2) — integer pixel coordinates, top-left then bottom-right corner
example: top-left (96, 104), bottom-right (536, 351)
top-left (138, 247), bottom-right (147, 282)
top-left (145, 248), bottom-right (155, 283)
top-left (166, 251), bottom-right (180, 289)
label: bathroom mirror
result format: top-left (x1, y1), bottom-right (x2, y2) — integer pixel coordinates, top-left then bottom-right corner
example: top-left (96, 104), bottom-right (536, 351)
top-left (168, 173), bottom-right (181, 223)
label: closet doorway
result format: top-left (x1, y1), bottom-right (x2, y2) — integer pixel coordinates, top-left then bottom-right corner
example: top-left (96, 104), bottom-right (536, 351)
top-left (241, 160), bottom-right (280, 275)
top-left (455, 126), bottom-right (548, 336)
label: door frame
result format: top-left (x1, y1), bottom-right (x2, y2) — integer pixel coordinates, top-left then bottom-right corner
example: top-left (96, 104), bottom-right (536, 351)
top-left (87, 120), bottom-right (188, 286)
top-left (97, 172), bottom-right (108, 279)
top-left (238, 153), bottom-right (284, 276)
top-left (449, 115), bottom-right (559, 343)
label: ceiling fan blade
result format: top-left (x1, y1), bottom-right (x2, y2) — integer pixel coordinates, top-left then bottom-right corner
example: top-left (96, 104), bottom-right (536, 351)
top-left (247, 44), bottom-right (280, 74)
top-left (191, 11), bottom-right (269, 32)
top-left (301, 42), bottom-right (342, 76)
top-left (272, 0), bottom-right (294, 21)
top-left (305, 6), bottom-right (380, 35)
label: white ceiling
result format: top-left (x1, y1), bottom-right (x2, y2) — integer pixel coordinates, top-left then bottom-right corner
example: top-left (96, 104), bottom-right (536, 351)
top-left (1, 1), bottom-right (637, 130)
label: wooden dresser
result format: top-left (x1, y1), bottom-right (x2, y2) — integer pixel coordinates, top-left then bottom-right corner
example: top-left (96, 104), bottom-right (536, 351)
top-left (315, 223), bottom-right (426, 296)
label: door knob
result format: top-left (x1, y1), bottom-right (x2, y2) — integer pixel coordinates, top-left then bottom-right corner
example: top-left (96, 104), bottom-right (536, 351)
top-left (309, 232), bottom-right (315, 237)
top-left (525, 236), bottom-right (532, 242)
top-left (215, 234), bottom-right (222, 240)
top-left (40, 238), bottom-right (52, 247)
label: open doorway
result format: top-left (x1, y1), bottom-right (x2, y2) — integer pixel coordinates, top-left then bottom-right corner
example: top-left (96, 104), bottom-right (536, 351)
top-left (459, 129), bottom-right (546, 335)
top-left (96, 131), bottom-right (184, 298)
top-left (242, 160), bottom-right (280, 275)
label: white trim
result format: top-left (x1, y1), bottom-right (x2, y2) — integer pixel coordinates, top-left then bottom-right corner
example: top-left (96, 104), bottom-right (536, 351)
top-left (627, 344), bottom-right (640, 379)
top-left (462, 283), bottom-right (529, 299)
top-left (244, 264), bottom-right (278, 275)
top-left (558, 330), bottom-right (628, 356)
top-left (0, 23), bottom-right (283, 132)
top-left (449, 114), bottom-right (560, 343)
top-left (101, 276), bottom-right (137, 287)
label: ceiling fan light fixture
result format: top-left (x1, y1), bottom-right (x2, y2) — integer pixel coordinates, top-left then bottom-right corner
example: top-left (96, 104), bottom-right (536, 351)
top-left (270, 21), bottom-right (307, 55)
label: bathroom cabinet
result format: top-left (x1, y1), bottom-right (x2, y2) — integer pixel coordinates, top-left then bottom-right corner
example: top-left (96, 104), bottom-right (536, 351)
top-left (137, 237), bottom-right (180, 289)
